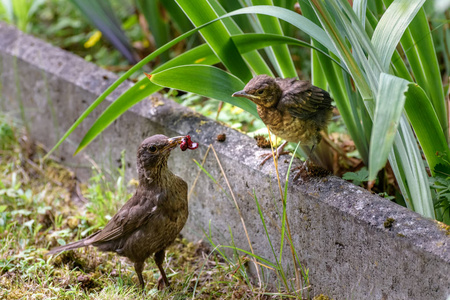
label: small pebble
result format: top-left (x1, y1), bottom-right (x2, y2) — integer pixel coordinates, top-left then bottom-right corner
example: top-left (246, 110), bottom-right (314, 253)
top-left (216, 133), bottom-right (226, 142)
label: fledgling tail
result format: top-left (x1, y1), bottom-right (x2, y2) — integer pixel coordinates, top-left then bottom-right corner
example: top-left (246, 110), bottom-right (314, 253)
top-left (46, 239), bottom-right (88, 255)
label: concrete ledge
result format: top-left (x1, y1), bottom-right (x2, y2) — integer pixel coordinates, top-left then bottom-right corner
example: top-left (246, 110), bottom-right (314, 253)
top-left (1, 22), bottom-right (449, 299)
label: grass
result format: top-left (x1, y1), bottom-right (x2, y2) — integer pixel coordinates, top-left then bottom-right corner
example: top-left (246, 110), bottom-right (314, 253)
top-left (1, 116), bottom-right (320, 299)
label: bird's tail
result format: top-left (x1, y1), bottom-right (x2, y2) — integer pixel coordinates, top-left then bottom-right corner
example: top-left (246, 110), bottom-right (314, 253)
top-left (46, 239), bottom-right (88, 256)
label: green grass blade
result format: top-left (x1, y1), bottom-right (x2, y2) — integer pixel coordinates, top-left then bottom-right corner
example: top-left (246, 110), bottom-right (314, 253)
top-left (279, 142), bottom-right (300, 264)
top-left (369, 73), bottom-right (409, 180)
top-left (150, 65), bottom-right (257, 117)
top-left (252, 190), bottom-right (288, 289)
top-left (219, 245), bottom-right (276, 268)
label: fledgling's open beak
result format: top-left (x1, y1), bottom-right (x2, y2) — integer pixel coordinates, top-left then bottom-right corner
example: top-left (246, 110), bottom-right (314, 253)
top-left (232, 90), bottom-right (258, 100)
top-left (166, 136), bottom-right (185, 150)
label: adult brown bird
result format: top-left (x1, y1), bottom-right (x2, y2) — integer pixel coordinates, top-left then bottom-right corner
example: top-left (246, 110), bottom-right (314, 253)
top-left (232, 74), bottom-right (333, 167)
top-left (47, 135), bottom-right (189, 290)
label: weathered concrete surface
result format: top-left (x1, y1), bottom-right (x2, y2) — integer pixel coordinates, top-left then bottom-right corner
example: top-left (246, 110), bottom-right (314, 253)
top-left (0, 22), bottom-right (449, 299)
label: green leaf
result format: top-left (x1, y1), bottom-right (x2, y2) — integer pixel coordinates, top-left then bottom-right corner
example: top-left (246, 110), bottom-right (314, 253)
top-left (207, 0), bottom-right (273, 76)
top-left (389, 118), bottom-right (434, 217)
top-left (251, 0), bottom-right (296, 78)
top-left (369, 73), bottom-right (409, 180)
top-left (229, 5), bottom-right (337, 55)
top-left (160, 0), bottom-right (193, 33)
top-left (57, 238), bottom-right (66, 246)
top-left (404, 84), bottom-right (450, 175)
top-left (176, 0), bottom-right (253, 82)
top-left (309, 0), bottom-right (372, 99)
top-left (434, 163), bottom-right (450, 178)
top-left (136, 0), bottom-right (170, 62)
top-left (231, 33), bottom-right (345, 70)
top-left (343, 167), bottom-right (369, 186)
top-left (398, 5), bottom-right (447, 139)
top-left (150, 65), bottom-right (258, 117)
top-left (68, 0), bottom-right (138, 64)
top-left (372, 0), bottom-right (425, 72)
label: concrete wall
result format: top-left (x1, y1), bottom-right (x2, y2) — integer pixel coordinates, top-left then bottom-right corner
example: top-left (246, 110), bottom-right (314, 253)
top-left (0, 22), bottom-right (449, 299)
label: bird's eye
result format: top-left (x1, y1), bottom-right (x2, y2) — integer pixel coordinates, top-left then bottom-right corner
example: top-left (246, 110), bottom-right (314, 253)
top-left (257, 89), bottom-right (264, 95)
top-left (148, 146), bottom-right (157, 153)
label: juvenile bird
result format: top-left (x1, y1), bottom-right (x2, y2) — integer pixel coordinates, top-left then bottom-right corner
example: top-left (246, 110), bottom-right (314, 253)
top-left (232, 75), bottom-right (333, 167)
top-left (47, 135), bottom-right (189, 290)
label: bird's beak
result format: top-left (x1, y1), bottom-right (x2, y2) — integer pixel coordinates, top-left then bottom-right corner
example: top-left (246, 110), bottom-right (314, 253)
top-left (232, 90), bottom-right (258, 100)
top-left (166, 136), bottom-right (184, 150)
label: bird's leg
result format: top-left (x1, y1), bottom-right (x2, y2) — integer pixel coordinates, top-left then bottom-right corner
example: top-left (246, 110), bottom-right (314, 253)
top-left (293, 144), bottom-right (315, 180)
top-left (134, 261), bottom-right (145, 290)
top-left (260, 141), bottom-right (290, 166)
top-left (155, 250), bottom-right (170, 290)
top-left (304, 143), bottom-right (316, 168)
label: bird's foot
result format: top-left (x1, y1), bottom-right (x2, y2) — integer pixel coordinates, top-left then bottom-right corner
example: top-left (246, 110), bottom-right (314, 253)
top-left (157, 276), bottom-right (171, 291)
top-left (292, 160), bottom-right (330, 180)
top-left (259, 150), bottom-right (290, 166)
top-left (293, 160), bottom-right (310, 180)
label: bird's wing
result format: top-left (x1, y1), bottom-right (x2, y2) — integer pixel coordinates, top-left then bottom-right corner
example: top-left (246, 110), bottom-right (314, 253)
top-left (276, 78), bottom-right (333, 119)
top-left (87, 189), bottom-right (165, 243)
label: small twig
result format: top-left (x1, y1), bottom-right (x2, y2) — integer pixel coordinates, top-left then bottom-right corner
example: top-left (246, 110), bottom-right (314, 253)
top-left (230, 256), bottom-right (250, 276)
top-left (321, 132), bottom-right (359, 166)
top-left (75, 181), bottom-right (88, 203)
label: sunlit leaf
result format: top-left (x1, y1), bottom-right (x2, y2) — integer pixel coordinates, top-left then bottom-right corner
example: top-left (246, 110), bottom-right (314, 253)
top-left (369, 73), bottom-right (409, 180)
top-left (149, 65), bottom-right (258, 117)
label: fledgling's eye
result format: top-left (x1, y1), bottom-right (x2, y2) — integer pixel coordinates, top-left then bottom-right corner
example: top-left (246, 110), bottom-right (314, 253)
top-left (257, 89), bottom-right (264, 95)
top-left (148, 146), bottom-right (157, 153)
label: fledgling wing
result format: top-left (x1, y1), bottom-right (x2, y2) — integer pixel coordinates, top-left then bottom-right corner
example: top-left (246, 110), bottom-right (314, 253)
top-left (276, 78), bottom-right (333, 120)
top-left (86, 189), bottom-right (164, 244)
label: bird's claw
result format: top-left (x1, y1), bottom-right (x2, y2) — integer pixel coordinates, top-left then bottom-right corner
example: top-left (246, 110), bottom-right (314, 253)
top-left (157, 276), bottom-right (165, 290)
top-left (293, 160), bottom-right (310, 181)
top-left (259, 151), bottom-right (290, 166)
top-left (157, 276), bottom-right (171, 291)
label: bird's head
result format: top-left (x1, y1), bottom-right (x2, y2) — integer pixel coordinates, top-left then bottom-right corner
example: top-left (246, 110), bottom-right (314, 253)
top-left (137, 135), bottom-right (185, 180)
top-left (232, 75), bottom-right (282, 108)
